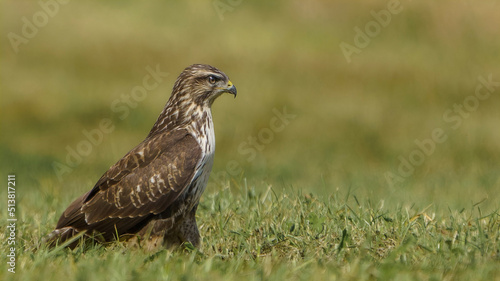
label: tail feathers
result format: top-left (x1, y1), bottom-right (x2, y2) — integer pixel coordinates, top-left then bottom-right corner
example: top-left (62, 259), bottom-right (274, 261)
top-left (43, 227), bottom-right (86, 249)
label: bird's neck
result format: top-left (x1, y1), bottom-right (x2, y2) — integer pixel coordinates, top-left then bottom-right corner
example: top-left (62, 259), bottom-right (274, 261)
top-left (187, 107), bottom-right (216, 155)
top-left (147, 99), bottom-right (213, 139)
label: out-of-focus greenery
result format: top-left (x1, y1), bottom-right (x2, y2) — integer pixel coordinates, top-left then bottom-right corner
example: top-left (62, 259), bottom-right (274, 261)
top-left (1, 1), bottom-right (499, 280)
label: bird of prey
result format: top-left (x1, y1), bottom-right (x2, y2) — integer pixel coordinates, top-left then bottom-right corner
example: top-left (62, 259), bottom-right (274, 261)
top-left (45, 64), bottom-right (236, 249)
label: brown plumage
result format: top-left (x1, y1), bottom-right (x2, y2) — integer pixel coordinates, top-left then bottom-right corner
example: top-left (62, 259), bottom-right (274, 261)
top-left (45, 64), bottom-right (236, 249)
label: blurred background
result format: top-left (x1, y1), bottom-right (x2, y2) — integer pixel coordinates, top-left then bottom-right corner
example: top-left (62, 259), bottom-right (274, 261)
top-left (1, 0), bottom-right (499, 218)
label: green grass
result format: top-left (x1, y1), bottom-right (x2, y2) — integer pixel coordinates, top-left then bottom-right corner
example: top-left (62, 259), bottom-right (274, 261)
top-left (2, 0), bottom-right (500, 280)
top-left (2, 185), bottom-right (500, 280)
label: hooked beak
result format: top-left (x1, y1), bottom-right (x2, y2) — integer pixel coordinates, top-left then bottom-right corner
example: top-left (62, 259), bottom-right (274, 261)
top-left (225, 80), bottom-right (237, 97)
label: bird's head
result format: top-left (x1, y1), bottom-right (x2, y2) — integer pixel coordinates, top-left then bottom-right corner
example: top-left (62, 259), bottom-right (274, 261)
top-left (171, 64), bottom-right (237, 107)
top-left (148, 64), bottom-right (236, 136)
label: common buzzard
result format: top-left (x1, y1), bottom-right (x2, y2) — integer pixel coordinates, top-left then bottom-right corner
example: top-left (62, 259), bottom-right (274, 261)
top-left (45, 64), bottom-right (236, 249)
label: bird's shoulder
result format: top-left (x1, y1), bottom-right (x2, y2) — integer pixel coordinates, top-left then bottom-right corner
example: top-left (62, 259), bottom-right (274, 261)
top-left (57, 128), bottom-right (204, 227)
top-left (83, 128), bottom-right (202, 204)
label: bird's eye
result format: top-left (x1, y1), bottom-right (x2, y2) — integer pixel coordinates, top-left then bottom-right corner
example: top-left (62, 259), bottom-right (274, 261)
top-left (208, 75), bottom-right (217, 84)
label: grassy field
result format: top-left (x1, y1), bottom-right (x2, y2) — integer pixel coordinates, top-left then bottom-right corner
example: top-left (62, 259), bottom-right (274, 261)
top-left (1, 0), bottom-right (500, 280)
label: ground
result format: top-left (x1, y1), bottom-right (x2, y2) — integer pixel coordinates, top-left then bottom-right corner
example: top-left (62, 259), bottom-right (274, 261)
top-left (2, 186), bottom-right (500, 280)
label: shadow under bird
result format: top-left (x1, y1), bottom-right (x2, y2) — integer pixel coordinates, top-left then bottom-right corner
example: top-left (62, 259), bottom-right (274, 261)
top-left (45, 64), bottom-right (237, 249)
